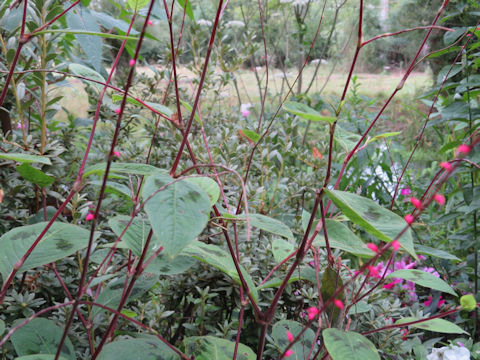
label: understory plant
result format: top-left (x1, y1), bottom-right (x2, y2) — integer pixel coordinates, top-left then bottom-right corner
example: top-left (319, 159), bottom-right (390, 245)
top-left (0, 0), bottom-right (479, 359)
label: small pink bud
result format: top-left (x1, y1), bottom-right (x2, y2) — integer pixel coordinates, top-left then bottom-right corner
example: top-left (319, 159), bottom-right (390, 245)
top-left (392, 240), bottom-right (401, 251)
top-left (434, 193), bottom-right (445, 205)
top-left (114, 108), bottom-right (121, 114)
top-left (467, 33), bottom-right (472, 37)
top-left (404, 214), bottom-right (414, 225)
top-left (410, 197), bottom-right (422, 209)
top-left (147, 20), bottom-right (153, 26)
top-left (457, 144), bottom-right (471, 154)
top-left (333, 299), bottom-right (344, 309)
top-left (286, 331), bottom-right (294, 342)
top-left (367, 243), bottom-right (378, 253)
top-left (440, 162), bottom-right (452, 171)
top-left (284, 350), bottom-right (294, 357)
top-left (113, 151), bottom-right (121, 158)
top-left (86, 213), bottom-right (95, 221)
top-left (129, 59), bottom-right (136, 66)
top-left (307, 307), bottom-right (319, 320)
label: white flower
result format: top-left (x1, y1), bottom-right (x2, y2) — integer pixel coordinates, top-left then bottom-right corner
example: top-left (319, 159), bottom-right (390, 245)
top-left (292, 0), bottom-right (308, 5)
top-left (427, 346), bottom-right (471, 360)
top-left (197, 19), bottom-right (212, 27)
top-left (225, 20), bottom-right (245, 28)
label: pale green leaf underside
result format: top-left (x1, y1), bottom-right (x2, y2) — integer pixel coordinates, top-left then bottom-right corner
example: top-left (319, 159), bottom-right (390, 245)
top-left (323, 329), bottom-right (380, 360)
top-left (0, 153), bottom-right (51, 165)
top-left (283, 101), bottom-right (336, 123)
top-left (387, 269), bottom-right (457, 296)
top-left (396, 317), bottom-right (467, 334)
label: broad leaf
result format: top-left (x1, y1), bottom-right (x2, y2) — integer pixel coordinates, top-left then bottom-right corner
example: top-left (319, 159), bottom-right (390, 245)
top-left (69, 63), bottom-right (105, 92)
top-left (302, 210), bottom-right (372, 257)
top-left (111, 94), bottom-right (173, 117)
top-left (396, 317), bottom-right (467, 334)
top-left (176, 0), bottom-right (194, 21)
top-left (92, 273), bottom-right (157, 318)
top-left (283, 101), bottom-right (336, 123)
top-left (272, 238), bottom-right (294, 263)
top-left (0, 153), bottom-right (51, 165)
top-left (185, 177), bottom-right (220, 206)
top-left (334, 126), bottom-right (361, 153)
top-left (236, 214), bottom-right (294, 241)
top-left (127, 0), bottom-right (150, 11)
top-left (415, 245), bottom-right (460, 261)
top-left (325, 190), bottom-right (417, 259)
top-left (241, 129), bottom-right (261, 143)
top-left (321, 266), bottom-right (344, 326)
top-left (143, 173), bottom-right (211, 256)
top-left (183, 242), bottom-right (259, 303)
top-left (272, 320), bottom-right (316, 360)
top-left (387, 269), bottom-right (457, 296)
top-left (14, 356), bottom-right (68, 360)
top-left (179, 99), bottom-right (201, 124)
top-left (83, 162), bottom-right (163, 178)
top-left (184, 336), bottom-right (255, 360)
top-left (97, 335), bottom-right (180, 360)
top-left (10, 318), bottom-right (75, 360)
top-left (323, 329), bottom-right (380, 360)
top-left (16, 164), bottom-right (54, 187)
top-left (0, 222), bottom-right (93, 279)
top-left (0, 318), bottom-right (4, 336)
top-left (108, 216), bottom-right (195, 275)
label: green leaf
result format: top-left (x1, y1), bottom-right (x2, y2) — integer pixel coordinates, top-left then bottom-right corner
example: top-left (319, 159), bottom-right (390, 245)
top-left (236, 214), bottom-right (294, 241)
top-left (179, 99), bottom-right (201, 124)
top-left (127, 0), bottom-right (150, 11)
top-left (83, 162), bottom-right (163, 179)
top-left (184, 336), bottom-right (255, 360)
top-left (143, 173), bottom-right (211, 256)
top-left (460, 294), bottom-right (477, 311)
top-left (35, 29), bottom-right (139, 41)
top-left (272, 238), bottom-right (294, 263)
top-left (437, 64), bottom-right (463, 85)
top-left (283, 101), bottom-right (336, 123)
top-left (0, 222), bottom-right (93, 279)
top-left (321, 266), bottom-right (345, 325)
top-left (120, 309), bottom-right (138, 318)
top-left (272, 320), bottom-right (316, 360)
top-left (0, 319), bottom-right (4, 336)
top-left (108, 215), bottom-right (195, 275)
top-left (92, 273), bottom-right (157, 318)
top-left (111, 94), bottom-right (173, 117)
top-left (256, 275), bottom-right (304, 291)
top-left (349, 301), bottom-right (371, 315)
top-left (16, 164), bottom-right (54, 187)
top-left (241, 129), bottom-right (261, 143)
top-left (176, 0), bottom-right (194, 21)
top-left (185, 177), bottom-right (220, 206)
top-left (334, 126), bottom-right (361, 153)
top-left (302, 210), bottom-right (372, 257)
top-left (69, 63), bottom-right (106, 92)
top-left (11, 318), bottom-right (75, 360)
top-left (0, 153), bottom-right (51, 165)
top-left (183, 242), bottom-right (259, 303)
top-left (14, 356), bottom-right (68, 360)
top-left (324, 189), bottom-right (417, 259)
top-left (387, 269), bottom-right (457, 296)
top-left (365, 131), bottom-right (401, 145)
top-left (395, 317), bottom-right (467, 334)
top-left (415, 245), bottom-right (460, 261)
top-left (323, 329), bottom-right (380, 360)
top-left (97, 336), bottom-right (180, 360)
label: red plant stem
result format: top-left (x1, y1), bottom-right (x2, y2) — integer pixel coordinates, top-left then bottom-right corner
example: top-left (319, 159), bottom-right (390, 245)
top-left (361, 25), bottom-right (452, 47)
top-left (170, 0), bottom-right (225, 176)
top-left (31, 1), bottom-right (81, 35)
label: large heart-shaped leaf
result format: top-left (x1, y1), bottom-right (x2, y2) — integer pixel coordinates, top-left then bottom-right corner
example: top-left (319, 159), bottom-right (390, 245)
top-left (0, 222), bottom-right (93, 278)
top-left (272, 320), bottom-right (316, 360)
top-left (323, 329), bottom-right (379, 360)
top-left (10, 318), bottom-right (75, 360)
top-left (387, 269), bottom-right (457, 296)
top-left (283, 101), bottom-right (336, 123)
top-left (395, 317), bottom-right (467, 334)
top-left (97, 335), bottom-right (180, 360)
top-left (302, 210), bottom-right (372, 257)
top-left (143, 173), bottom-right (211, 256)
top-left (324, 190), bottom-right (417, 259)
top-left (182, 242), bottom-right (258, 303)
top-left (184, 336), bottom-right (255, 360)
top-left (108, 216), bottom-right (195, 275)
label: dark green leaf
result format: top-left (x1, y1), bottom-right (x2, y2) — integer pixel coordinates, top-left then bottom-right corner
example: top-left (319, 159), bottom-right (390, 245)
top-left (184, 336), bottom-right (255, 360)
top-left (323, 329), bottom-right (380, 360)
top-left (16, 164), bottom-right (54, 187)
top-left (387, 269), bottom-right (457, 296)
top-left (11, 318), bottom-right (75, 360)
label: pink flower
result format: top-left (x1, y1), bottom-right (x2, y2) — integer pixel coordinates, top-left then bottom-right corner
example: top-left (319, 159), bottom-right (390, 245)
top-left (383, 279), bottom-right (402, 289)
top-left (434, 193), bottom-right (445, 205)
top-left (307, 307), bottom-right (319, 320)
top-left (424, 296), bottom-right (433, 307)
top-left (367, 243), bottom-right (378, 253)
top-left (467, 33), bottom-right (472, 37)
top-left (286, 331), bottom-right (294, 342)
top-left (113, 151), bottom-right (121, 158)
top-left (401, 329), bottom-right (408, 340)
top-left (114, 108), bottom-right (121, 114)
top-left (404, 214), bottom-right (414, 225)
top-left (410, 197), bottom-right (422, 209)
top-left (392, 240), bottom-right (401, 251)
top-left (241, 109), bottom-right (250, 117)
top-left (129, 59), bottom-right (136, 66)
top-left (368, 265), bottom-right (380, 278)
top-left (333, 299), bottom-right (344, 309)
top-left (400, 187), bottom-right (411, 196)
top-left (284, 350), bottom-right (294, 357)
top-left (147, 20), bottom-right (153, 26)
top-left (86, 213), bottom-right (95, 221)
top-left (440, 162), bottom-right (452, 171)
top-left (457, 144), bottom-right (471, 154)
